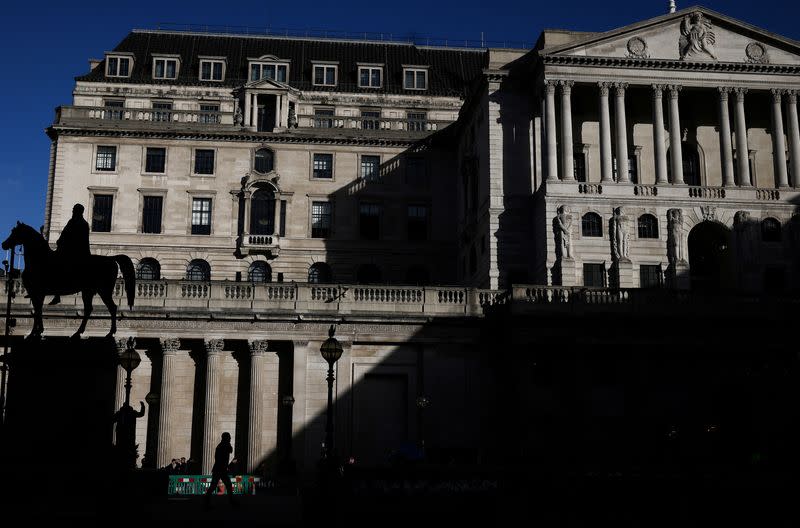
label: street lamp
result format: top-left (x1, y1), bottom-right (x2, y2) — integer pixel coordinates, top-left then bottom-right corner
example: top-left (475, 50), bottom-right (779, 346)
top-left (319, 325), bottom-right (343, 461)
top-left (118, 337), bottom-right (141, 408)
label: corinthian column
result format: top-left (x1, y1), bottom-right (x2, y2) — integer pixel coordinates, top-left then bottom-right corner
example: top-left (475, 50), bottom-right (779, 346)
top-left (614, 83), bottom-right (630, 182)
top-left (718, 88), bottom-right (735, 187)
top-left (599, 83), bottom-right (614, 183)
top-left (734, 88), bottom-right (751, 187)
top-left (560, 81), bottom-right (575, 181)
top-left (156, 337), bottom-right (181, 468)
top-left (544, 81), bottom-right (558, 181)
top-left (787, 91), bottom-right (800, 188)
top-left (771, 90), bottom-right (789, 188)
top-left (201, 338), bottom-right (224, 474)
top-left (652, 85), bottom-right (669, 184)
top-left (668, 85), bottom-right (684, 185)
top-left (112, 338), bottom-right (129, 444)
top-left (247, 339), bottom-right (276, 473)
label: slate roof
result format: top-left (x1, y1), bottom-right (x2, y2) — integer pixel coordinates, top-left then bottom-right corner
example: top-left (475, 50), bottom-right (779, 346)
top-left (77, 30), bottom-right (488, 97)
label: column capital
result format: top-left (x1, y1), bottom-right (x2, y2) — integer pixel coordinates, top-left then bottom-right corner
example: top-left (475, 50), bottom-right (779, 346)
top-left (733, 87), bottom-right (748, 97)
top-left (612, 82), bottom-right (628, 96)
top-left (115, 336), bottom-right (135, 354)
top-left (292, 340), bottom-right (310, 348)
top-left (788, 91), bottom-right (798, 104)
top-left (667, 85), bottom-right (682, 98)
top-left (204, 338), bottom-right (224, 355)
top-left (159, 337), bottom-right (181, 355)
top-left (717, 87), bottom-right (731, 101)
top-left (651, 84), bottom-right (666, 96)
top-left (249, 339), bottom-right (269, 355)
top-left (558, 79), bottom-right (574, 92)
top-left (598, 82), bottom-right (611, 96)
top-left (771, 88), bottom-right (785, 102)
top-left (544, 80), bottom-right (557, 94)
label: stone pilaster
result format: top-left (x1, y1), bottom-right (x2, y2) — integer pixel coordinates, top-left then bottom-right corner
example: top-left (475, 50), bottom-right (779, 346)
top-left (614, 83), bottom-right (629, 182)
top-left (559, 80), bottom-right (575, 181)
top-left (718, 88), bottom-right (736, 187)
top-left (544, 81), bottom-right (558, 181)
top-left (668, 85), bottom-right (684, 185)
top-left (771, 89), bottom-right (789, 189)
top-left (652, 85), bottom-right (669, 185)
top-left (734, 88), bottom-right (752, 187)
top-left (201, 338), bottom-right (225, 474)
top-left (598, 83), bottom-right (614, 183)
top-left (787, 91), bottom-right (800, 188)
top-left (156, 337), bottom-right (180, 468)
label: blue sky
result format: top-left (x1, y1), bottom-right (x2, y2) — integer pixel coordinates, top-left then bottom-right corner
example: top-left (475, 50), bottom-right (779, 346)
top-left (1, 0), bottom-right (798, 237)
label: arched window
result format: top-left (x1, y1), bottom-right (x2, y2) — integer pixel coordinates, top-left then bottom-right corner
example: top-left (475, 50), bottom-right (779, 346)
top-left (186, 259), bottom-right (210, 281)
top-left (250, 188), bottom-right (276, 235)
top-left (137, 258), bottom-right (161, 280)
top-left (761, 217), bottom-right (782, 242)
top-left (356, 264), bottom-right (382, 284)
top-left (248, 261), bottom-right (272, 283)
top-left (582, 213), bottom-right (602, 237)
top-left (667, 145), bottom-right (701, 186)
top-left (405, 266), bottom-right (430, 285)
top-left (308, 262), bottom-right (332, 284)
top-left (254, 148), bottom-right (274, 174)
top-left (637, 214), bottom-right (659, 239)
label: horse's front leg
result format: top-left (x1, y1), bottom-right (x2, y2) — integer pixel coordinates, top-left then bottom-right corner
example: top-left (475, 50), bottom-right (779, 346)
top-left (27, 295), bottom-right (44, 339)
top-left (72, 290), bottom-right (94, 340)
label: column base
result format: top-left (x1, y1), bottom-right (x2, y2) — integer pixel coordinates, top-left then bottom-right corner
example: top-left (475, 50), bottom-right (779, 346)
top-left (552, 258), bottom-right (577, 287)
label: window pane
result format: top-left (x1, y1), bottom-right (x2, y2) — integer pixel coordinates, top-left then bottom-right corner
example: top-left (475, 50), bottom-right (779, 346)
top-left (254, 148), bottom-right (274, 173)
top-left (201, 62), bottom-right (211, 80)
top-left (142, 196), bottom-right (163, 234)
top-left (199, 104), bottom-right (219, 124)
top-left (107, 57), bottom-right (118, 76)
top-left (251, 64), bottom-right (260, 81)
top-left (195, 149), bottom-right (215, 174)
top-left (248, 262), bottom-right (271, 283)
top-left (191, 198), bottom-right (212, 235)
top-left (145, 147), bottom-right (166, 173)
top-left (187, 259), bottom-right (210, 281)
top-left (416, 71), bottom-right (426, 89)
top-left (407, 205), bottom-right (428, 241)
top-left (92, 195), bottom-right (113, 232)
top-left (265, 64), bottom-right (275, 80)
top-left (96, 146), bottom-right (116, 171)
top-left (155, 60), bottom-right (164, 78)
top-left (313, 154), bottom-right (333, 179)
top-left (166, 60), bottom-right (176, 78)
top-left (583, 263), bottom-right (605, 288)
top-left (360, 155), bottom-right (380, 182)
top-left (404, 71), bottom-right (414, 89)
top-left (360, 69), bottom-right (370, 87)
top-left (361, 110), bottom-right (380, 129)
top-left (325, 67), bottom-right (336, 85)
top-left (314, 66), bottom-right (324, 85)
top-left (371, 69), bottom-right (381, 86)
top-left (213, 62), bottom-right (223, 80)
top-left (582, 213), bottom-right (602, 237)
top-left (311, 202), bottom-right (331, 238)
top-left (277, 65), bottom-right (287, 82)
top-left (640, 265), bottom-right (662, 288)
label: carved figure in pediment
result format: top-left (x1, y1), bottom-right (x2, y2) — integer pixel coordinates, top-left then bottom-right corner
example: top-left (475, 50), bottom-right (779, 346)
top-left (554, 205), bottom-right (573, 260)
top-left (610, 207), bottom-right (630, 261)
top-left (667, 208), bottom-right (683, 265)
top-left (680, 12), bottom-right (717, 61)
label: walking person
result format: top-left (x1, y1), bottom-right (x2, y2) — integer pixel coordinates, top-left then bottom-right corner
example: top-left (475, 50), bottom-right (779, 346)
top-left (203, 432), bottom-right (238, 508)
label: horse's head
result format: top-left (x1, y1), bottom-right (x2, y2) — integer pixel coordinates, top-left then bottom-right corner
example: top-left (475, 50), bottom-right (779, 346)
top-left (2, 221), bottom-right (24, 251)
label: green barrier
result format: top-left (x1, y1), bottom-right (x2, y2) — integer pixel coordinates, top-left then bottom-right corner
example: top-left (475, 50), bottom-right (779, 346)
top-left (168, 475), bottom-right (261, 495)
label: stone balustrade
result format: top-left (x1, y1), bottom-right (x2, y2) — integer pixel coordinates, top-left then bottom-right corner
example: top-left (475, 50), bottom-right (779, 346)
top-left (297, 114), bottom-right (449, 132)
top-left (56, 105), bottom-right (234, 126)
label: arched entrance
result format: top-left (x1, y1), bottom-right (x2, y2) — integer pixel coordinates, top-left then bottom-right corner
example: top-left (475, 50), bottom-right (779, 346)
top-left (688, 221), bottom-right (731, 291)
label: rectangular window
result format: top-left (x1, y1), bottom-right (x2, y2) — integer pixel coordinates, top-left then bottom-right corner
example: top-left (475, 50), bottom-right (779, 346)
top-left (199, 104), bottom-right (220, 124)
top-left (406, 157), bottom-right (428, 187)
top-left (91, 195), bottom-right (113, 232)
top-left (145, 147), bottom-right (166, 173)
top-left (312, 153), bottom-right (333, 179)
top-left (311, 201), bottom-right (332, 238)
top-left (142, 196), bottom-right (163, 234)
top-left (104, 100), bottom-right (124, 120)
top-left (313, 65), bottom-right (337, 86)
top-left (95, 146), bottom-right (117, 171)
top-left (640, 265), bottom-right (662, 288)
top-left (361, 109), bottom-right (380, 130)
top-left (200, 60), bottom-right (224, 81)
top-left (583, 263), bottom-right (606, 288)
top-left (314, 107), bottom-right (334, 129)
top-left (359, 203), bottom-right (381, 240)
top-left (407, 205), bottom-right (429, 241)
top-left (194, 149), bottom-right (215, 175)
top-left (360, 155), bottom-right (380, 182)
top-left (191, 198), bottom-right (212, 235)
top-left (573, 153), bottom-right (586, 182)
top-left (404, 69), bottom-right (427, 90)
top-left (358, 66), bottom-right (382, 88)
top-left (153, 58), bottom-right (178, 79)
top-left (250, 63), bottom-right (288, 82)
top-left (407, 112), bottom-right (427, 132)
top-left (106, 56), bottom-right (131, 77)
top-left (152, 101), bottom-right (172, 122)
top-left (279, 200), bottom-right (287, 237)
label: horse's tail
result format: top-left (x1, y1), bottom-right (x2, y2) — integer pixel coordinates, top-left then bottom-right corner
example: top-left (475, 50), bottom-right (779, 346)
top-left (113, 255), bottom-right (136, 309)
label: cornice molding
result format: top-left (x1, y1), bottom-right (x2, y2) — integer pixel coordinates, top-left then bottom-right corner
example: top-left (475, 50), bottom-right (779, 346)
top-left (542, 54), bottom-right (800, 74)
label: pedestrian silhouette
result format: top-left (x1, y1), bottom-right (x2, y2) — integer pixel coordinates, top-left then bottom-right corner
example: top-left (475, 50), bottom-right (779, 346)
top-left (50, 204), bottom-right (91, 305)
top-left (113, 401), bottom-right (145, 468)
top-left (204, 432), bottom-right (239, 508)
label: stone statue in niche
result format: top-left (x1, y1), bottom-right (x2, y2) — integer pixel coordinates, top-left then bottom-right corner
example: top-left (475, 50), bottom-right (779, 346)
top-left (554, 205), bottom-right (573, 260)
top-left (233, 106), bottom-right (243, 126)
top-left (288, 104), bottom-right (298, 128)
top-left (667, 208), bottom-right (684, 265)
top-left (734, 210), bottom-right (758, 269)
top-left (679, 12), bottom-right (717, 61)
top-left (610, 207), bottom-right (630, 261)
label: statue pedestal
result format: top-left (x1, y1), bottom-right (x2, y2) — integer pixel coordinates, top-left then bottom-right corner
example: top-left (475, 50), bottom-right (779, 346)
top-left (553, 258), bottom-right (577, 287)
top-left (612, 259), bottom-right (634, 288)
top-left (668, 260), bottom-right (690, 289)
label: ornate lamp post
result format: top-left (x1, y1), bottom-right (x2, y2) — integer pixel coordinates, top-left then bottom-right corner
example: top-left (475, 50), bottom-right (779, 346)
top-left (118, 337), bottom-right (141, 408)
top-left (319, 325), bottom-right (343, 462)
top-left (115, 337), bottom-right (142, 468)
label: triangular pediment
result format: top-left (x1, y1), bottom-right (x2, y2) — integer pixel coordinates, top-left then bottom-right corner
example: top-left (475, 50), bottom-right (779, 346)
top-left (543, 6), bottom-right (800, 65)
top-left (244, 77), bottom-right (292, 90)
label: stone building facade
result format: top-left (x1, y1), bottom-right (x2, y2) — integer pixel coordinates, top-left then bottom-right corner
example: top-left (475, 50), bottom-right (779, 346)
top-left (5, 6), bottom-right (800, 477)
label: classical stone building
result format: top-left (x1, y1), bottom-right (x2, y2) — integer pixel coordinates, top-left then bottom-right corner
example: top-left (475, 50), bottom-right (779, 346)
top-left (5, 5), bottom-right (800, 478)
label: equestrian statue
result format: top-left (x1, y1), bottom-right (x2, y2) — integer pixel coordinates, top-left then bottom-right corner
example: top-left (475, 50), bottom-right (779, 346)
top-left (1, 204), bottom-right (135, 339)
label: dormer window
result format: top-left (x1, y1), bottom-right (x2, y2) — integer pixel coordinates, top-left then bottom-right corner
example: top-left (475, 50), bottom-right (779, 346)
top-left (199, 57), bottom-right (225, 82)
top-left (358, 65), bottom-right (383, 88)
top-left (403, 67), bottom-right (428, 90)
top-left (152, 55), bottom-right (180, 80)
top-left (249, 62), bottom-right (289, 82)
top-left (312, 63), bottom-right (337, 87)
top-left (105, 54), bottom-right (133, 78)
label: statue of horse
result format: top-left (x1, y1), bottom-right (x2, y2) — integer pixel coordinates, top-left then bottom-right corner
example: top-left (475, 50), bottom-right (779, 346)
top-left (1, 222), bottom-right (135, 339)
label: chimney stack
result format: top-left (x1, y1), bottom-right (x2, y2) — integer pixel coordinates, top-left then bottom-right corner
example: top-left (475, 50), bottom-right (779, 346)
top-left (669, 1), bottom-right (676, 13)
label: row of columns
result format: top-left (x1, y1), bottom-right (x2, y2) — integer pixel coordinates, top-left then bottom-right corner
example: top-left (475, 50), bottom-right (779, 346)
top-left (243, 91), bottom-right (290, 130)
top-left (544, 80), bottom-right (800, 188)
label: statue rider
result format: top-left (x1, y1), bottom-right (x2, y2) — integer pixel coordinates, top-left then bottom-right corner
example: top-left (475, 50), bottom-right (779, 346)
top-left (50, 204), bottom-right (91, 305)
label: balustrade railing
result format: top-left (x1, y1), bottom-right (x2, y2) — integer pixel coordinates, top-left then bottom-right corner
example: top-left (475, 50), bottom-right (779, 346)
top-left (688, 186), bottom-right (726, 199)
top-left (577, 183), bottom-right (602, 195)
top-left (756, 188), bottom-right (781, 201)
top-left (298, 114), bottom-right (449, 132)
top-left (57, 105), bottom-right (233, 126)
